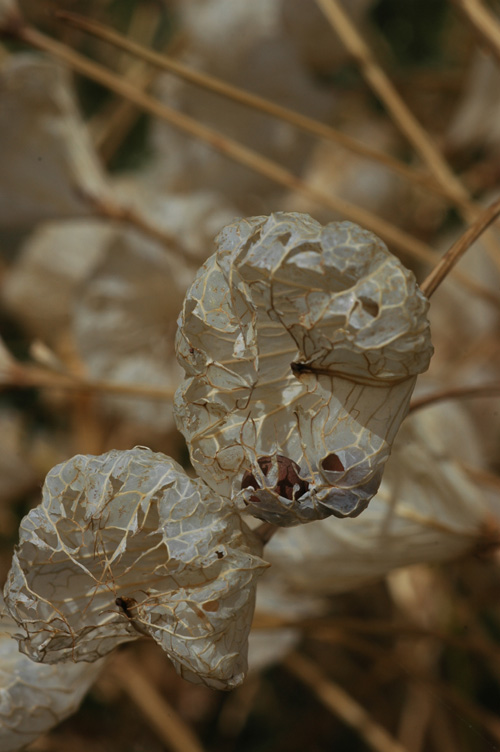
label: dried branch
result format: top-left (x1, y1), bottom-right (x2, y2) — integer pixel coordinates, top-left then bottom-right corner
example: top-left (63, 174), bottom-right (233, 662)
top-left (420, 196), bottom-right (500, 297)
top-left (56, 10), bottom-right (450, 200)
top-left (453, 0), bottom-right (500, 66)
top-left (315, 0), bottom-right (500, 274)
top-left (285, 652), bottom-right (410, 752)
top-left (9, 25), bottom-right (436, 269)
top-left (82, 191), bottom-right (198, 264)
top-left (2, 360), bottom-right (176, 401)
top-left (4, 22), bottom-right (497, 305)
top-left (110, 654), bottom-right (206, 752)
top-left (409, 383), bottom-right (500, 412)
top-left (314, 0), bottom-right (469, 202)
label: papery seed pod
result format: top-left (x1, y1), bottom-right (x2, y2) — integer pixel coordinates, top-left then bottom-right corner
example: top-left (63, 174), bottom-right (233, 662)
top-left (175, 212), bottom-right (433, 526)
top-left (0, 55), bottom-right (111, 226)
top-left (4, 447), bottom-right (267, 690)
top-left (0, 596), bottom-right (104, 752)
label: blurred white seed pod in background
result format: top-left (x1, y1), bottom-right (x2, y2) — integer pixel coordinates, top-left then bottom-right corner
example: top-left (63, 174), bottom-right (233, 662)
top-left (0, 55), bottom-right (111, 227)
top-left (4, 447), bottom-right (267, 690)
top-left (0, 595), bottom-right (105, 752)
top-left (175, 212), bottom-right (433, 526)
top-left (1, 219), bottom-right (114, 344)
top-left (150, 0), bottom-right (333, 208)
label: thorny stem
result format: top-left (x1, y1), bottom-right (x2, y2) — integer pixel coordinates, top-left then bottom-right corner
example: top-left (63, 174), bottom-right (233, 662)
top-left (420, 196), bottom-right (500, 297)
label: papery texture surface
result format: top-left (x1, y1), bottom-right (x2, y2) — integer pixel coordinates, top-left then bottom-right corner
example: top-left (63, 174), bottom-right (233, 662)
top-left (175, 212), bottom-right (433, 525)
top-left (4, 447), bottom-right (267, 689)
top-left (0, 596), bottom-right (104, 752)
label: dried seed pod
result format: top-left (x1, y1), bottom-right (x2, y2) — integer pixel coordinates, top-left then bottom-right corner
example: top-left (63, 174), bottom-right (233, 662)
top-left (0, 596), bottom-right (104, 752)
top-left (175, 212), bottom-right (433, 525)
top-left (4, 447), bottom-right (267, 690)
top-left (0, 55), bottom-right (111, 226)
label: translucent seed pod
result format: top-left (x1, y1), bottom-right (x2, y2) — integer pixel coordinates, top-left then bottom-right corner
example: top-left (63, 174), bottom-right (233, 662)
top-left (175, 212), bottom-right (433, 525)
top-left (0, 595), bottom-right (104, 752)
top-left (4, 447), bottom-right (267, 690)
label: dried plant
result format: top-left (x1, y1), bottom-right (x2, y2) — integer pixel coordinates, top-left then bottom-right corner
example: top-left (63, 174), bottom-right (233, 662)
top-left (1, 2), bottom-right (500, 751)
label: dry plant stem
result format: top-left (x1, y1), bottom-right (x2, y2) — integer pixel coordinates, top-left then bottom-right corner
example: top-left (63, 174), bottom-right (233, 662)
top-left (284, 652), bottom-right (411, 752)
top-left (315, 0), bottom-right (500, 273)
top-left (88, 4), bottom-right (162, 162)
top-left (4, 363), bottom-right (176, 401)
top-left (110, 654), bottom-right (205, 752)
top-left (453, 0), bottom-right (500, 65)
top-left (57, 10), bottom-right (451, 199)
top-left (255, 521), bottom-right (279, 543)
top-left (397, 684), bottom-right (433, 752)
top-left (461, 462), bottom-right (500, 491)
top-left (409, 383), bottom-right (500, 412)
top-left (428, 678), bottom-right (500, 745)
top-left (11, 26), bottom-right (499, 306)
top-left (314, 0), bottom-right (469, 201)
top-left (306, 625), bottom-right (500, 747)
top-left (420, 196), bottom-right (500, 297)
top-left (428, 707), bottom-right (462, 752)
top-left (310, 629), bottom-right (391, 663)
top-left (254, 617), bottom-right (500, 663)
top-left (9, 26), bottom-right (450, 271)
top-left (84, 192), bottom-right (199, 265)
top-left (90, 62), bottom-right (154, 159)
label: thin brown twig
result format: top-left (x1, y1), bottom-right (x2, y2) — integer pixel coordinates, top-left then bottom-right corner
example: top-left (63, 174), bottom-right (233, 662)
top-left (427, 678), bottom-right (500, 746)
top-left (284, 652), bottom-right (411, 752)
top-left (2, 363), bottom-right (176, 401)
top-left (314, 0), bottom-right (469, 202)
top-left (303, 626), bottom-right (500, 747)
top-left (253, 615), bottom-right (500, 663)
top-left (110, 654), bottom-right (206, 752)
top-left (82, 191), bottom-right (199, 264)
top-left (56, 10), bottom-right (453, 200)
top-left (420, 196), bottom-right (500, 297)
top-left (11, 25), bottom-right (440, 269)
top-left (87, 3), bottom-right (163, 162)
top-left (461, 462), bottom-right (500, 491)
top-left (453, 0), bottom-right (500, 66)
top-left (397, 684), bottom-right (434, 752)
top-left (409, 382), bottom-right (500, 412)
top-left (315, 0), bottom-right (500, 275)
top-left (6, 22), bottom-right (500, 305)
top-left (429, 707), bottom-right (462, 752)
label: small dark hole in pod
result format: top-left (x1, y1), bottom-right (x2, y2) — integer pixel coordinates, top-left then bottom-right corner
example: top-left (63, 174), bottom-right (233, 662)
top-left (321, 453), bottom-right (344, 472)
top-left (359, 297), bottom-right (379, 317)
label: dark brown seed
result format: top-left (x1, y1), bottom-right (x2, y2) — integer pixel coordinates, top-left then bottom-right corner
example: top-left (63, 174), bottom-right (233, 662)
top-left (241, 455), bottom-right (309, 502)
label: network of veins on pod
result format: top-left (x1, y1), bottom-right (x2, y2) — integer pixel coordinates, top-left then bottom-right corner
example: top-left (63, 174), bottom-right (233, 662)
top-left (3, 212), bottom-right (433, 691)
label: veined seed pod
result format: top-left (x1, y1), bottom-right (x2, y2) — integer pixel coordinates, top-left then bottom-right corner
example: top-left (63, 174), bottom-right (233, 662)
top-left (175, 212), bottom-right (433, 526)
top-left (4, 447), bottom-right (267, 690)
